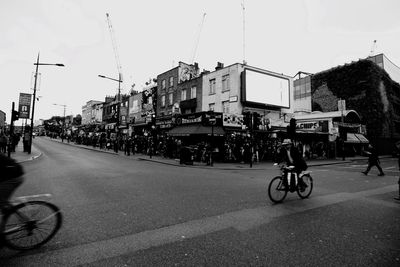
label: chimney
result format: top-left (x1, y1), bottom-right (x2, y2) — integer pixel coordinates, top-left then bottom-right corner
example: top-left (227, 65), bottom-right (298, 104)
top-left (215, 62), bottom-right (224, 70)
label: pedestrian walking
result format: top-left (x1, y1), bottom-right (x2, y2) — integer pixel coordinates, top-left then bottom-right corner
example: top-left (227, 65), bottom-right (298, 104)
top-left (124, 137), bottom-right (131, 156)
top-left (362, 144), bottom-right (385, 176)
top-left (0, 133), bottom-right (7, 154)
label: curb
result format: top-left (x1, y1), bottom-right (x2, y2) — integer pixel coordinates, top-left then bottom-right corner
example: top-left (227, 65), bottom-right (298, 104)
top-left (16, 152), bottom-right (43, 163)
top-left (46, 138), bottom-right (118, 155)
top-left (138, 157), bottom-right (267, 170)
top-left (14, 145), bottom-right (43, 163)
top-left (138, 157), bottom-right (355, 170)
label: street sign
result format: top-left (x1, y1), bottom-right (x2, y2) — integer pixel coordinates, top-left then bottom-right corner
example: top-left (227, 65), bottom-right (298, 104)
top-left (18, 93), bottom-right (32, 119)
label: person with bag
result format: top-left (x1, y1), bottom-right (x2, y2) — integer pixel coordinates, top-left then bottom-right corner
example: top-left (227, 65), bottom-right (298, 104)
top-left (0, 153), bottom-right (24, 209)
top-left (362, 144), bottom-right (384, 176)
top-left (276, 139), bottom-right (308, 191)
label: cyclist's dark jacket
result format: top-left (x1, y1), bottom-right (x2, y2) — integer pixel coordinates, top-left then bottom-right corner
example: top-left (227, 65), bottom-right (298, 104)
top-left (277, 146), bottom-right (308, 172)
top-left (0, 153), bottom-right (24, 181)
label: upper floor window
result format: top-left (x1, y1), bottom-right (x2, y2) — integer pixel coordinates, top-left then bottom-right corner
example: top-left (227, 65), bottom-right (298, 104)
top-left (190, 86), bottom-right (196, 99)
top-left (222, 74), bottom-right (230, 91)
top-left (209, 103), bottom-right (215, 111)
top-left (209, 79), bottom-right (216, 94)
top-left (169, 77), bottom-right (174, 87)
top-left (294, 77), bottom-right (311, 100)
top-left (181, 89), bottom-right (187, 101)
top-left (162, 79), bottom-right (166, 90)
top-left (161, 95), bottom-right (166, 107)
top-left (168, 92), bottom-right (173, 105)
top-left (222, 101), bottom-right (230, 113)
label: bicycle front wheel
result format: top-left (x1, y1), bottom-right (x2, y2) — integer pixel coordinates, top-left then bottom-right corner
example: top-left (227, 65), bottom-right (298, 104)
top-left (1, 200), bottom-right (62, 250)
top-left (297, 174), bottom-right (313, 199)
top-left (268, 176), bottom-right (288, 203)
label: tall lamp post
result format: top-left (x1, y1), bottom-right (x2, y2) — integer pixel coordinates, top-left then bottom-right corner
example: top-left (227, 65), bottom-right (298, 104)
top-left (53, 103), bottom-right (67, 136)
top-left (29, 53), bottom-right (64, 154)
top-left (98, 74), bottom-right (122, 151)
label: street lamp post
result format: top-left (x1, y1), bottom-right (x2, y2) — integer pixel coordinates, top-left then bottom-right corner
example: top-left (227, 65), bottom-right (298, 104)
top-left (98, 74), bottom-right (122, 152)
top-left (29, 53), bottom-right (64, 154)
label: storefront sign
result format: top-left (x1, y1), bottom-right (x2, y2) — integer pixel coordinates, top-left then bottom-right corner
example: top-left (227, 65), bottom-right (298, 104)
top-left (223, 113), bottom-right (243, 128)
top-left (297, 120), bottom-right (328, 132)
top-left (156, 119), bottom-right (174, 129)
top-left (176, 113), bottom-right (203, 125)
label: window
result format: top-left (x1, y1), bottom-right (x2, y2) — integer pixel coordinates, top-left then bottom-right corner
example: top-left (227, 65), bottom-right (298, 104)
top-left (190, 86), bottom-right (196, 99)
top-left (209, 103), bottom-right (215, 111)
top-left (161, 95), bottom-right (166, 107)
top-left (209, 79), bottom-right (216, 94)
top-left (181, 89), bottom-right (187, 101)
top-left (294, 77), bottom-right (312, 100)
top-left (222, 74), bottom-right (230, 91)
top-left (222, 101), bottom-right (230, 113)
top-left (162, 79), bottom-right (166, 90)
top-left (168, 93), bottom-right (173, 105)
top-left (169, 77), bottom-right (174, 87)
top-left (132, 99), bottom-right (139, 113)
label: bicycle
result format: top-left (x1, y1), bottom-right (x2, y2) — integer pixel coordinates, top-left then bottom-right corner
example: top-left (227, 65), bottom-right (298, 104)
top-left (268, 165), bottom-right (313, 203)
top-left (0, 194), bottom-right (62, 250)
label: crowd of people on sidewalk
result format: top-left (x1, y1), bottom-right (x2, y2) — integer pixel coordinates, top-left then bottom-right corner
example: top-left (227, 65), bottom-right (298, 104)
top-left (0, 132), bottom-right (21, 154)
top-left (51, 131), bottom-right (286, 164)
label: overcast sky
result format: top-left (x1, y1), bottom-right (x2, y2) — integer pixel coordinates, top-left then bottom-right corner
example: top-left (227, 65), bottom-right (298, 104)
top-left (1, 0), bottom-right (400, 124)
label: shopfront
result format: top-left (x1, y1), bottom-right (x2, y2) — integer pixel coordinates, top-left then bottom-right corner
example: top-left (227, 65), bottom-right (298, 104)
top-left (294, 110), bottom-right (369, 159)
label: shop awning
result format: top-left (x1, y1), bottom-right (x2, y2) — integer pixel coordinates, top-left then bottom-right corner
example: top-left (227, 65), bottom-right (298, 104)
top-left (167, 124), bottom-right (225, 136)
top-left (354, 133), bottom-right (369, 143)
top-left (345, 133), bottom-right (369, 143)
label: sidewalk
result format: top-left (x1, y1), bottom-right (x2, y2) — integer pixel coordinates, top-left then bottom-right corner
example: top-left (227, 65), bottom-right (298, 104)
top-left (43, 136), bottom-right (391, 170)
top-left (7, 140), bottom-right (42, 163)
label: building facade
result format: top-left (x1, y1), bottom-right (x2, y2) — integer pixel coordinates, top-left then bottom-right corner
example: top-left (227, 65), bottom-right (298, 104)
top-left (202, 62), bottom-right (294, 131)
top-left (293, 54), bottom-right (400, 153)
top-left (81, 100), bottom-right (103, 125)
top-left (0, 110), bottom-right (5, 133)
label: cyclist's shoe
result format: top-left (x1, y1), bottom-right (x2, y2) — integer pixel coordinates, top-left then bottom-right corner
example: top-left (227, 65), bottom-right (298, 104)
top-left (361, 171), bottom-right (368, 175)
top-left (378, 173), bottom-right (385, 176)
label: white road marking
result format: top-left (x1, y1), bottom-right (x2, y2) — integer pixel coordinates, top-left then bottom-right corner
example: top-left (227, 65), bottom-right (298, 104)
top-left (8, 185), bottom-right (398, 266)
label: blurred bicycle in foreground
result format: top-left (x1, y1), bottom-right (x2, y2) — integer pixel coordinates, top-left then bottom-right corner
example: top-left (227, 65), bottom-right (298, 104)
top-left (0, 194), bottom-right (62, 250)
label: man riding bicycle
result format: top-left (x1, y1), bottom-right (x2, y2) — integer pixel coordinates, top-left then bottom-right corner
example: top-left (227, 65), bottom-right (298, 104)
top-left (276, 139), bottom-right (308, 191)
top-left (0, 153), bottom-right (24, 210)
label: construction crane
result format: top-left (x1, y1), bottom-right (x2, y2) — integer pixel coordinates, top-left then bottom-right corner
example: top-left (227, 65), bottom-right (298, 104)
top-left (190, 12), bottom-right (206, 64)
top-left (106, 13), bottom-right (123, 94)
top-left (241, 0), bottom-right (246, 65)
top-left (369, 40), bottom-right (377, 57)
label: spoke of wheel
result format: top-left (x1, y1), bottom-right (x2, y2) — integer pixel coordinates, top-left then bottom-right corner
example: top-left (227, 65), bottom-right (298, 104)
top-left (4, 221), bottom-right (25, 234)
top-left (37, 211), bottom-right (59, 224)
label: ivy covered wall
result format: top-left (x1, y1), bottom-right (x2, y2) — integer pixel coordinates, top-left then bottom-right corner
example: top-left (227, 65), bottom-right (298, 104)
top-left (311, 59), bottom-right (400, 146)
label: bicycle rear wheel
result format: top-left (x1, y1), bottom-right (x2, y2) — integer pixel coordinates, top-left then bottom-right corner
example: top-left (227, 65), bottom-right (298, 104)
top-left (1, 200), bottom-right (62, 250)
top-left (268, 176), bottom-right (288, 203)
top-left (297, 174), bottom-right (313, 199)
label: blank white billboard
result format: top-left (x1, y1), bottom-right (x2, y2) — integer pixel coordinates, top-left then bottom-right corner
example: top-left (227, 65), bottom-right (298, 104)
top-left (245, 69), bottom-right (289, 108)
